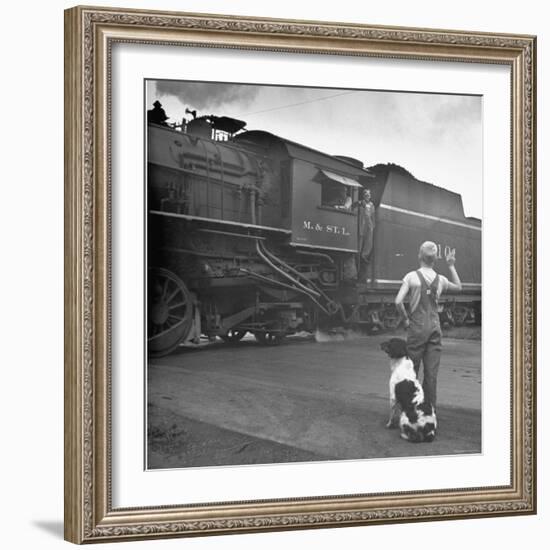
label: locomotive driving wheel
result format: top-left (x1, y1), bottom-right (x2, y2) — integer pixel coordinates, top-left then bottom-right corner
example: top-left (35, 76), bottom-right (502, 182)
top-left (381, 306), bottom-right (400, 331)
top-left (451, 305), bottom-right (469, 327)
top-left (254, 331), bottom-right (285, 346)
top-left (220, 329), bottom-right (248, 343)
top-left (148, 267), bottom-right (193, 357)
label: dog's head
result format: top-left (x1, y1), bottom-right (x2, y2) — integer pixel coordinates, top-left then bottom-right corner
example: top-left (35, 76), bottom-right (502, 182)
top-left (380, 338), bottom-right (409, 359)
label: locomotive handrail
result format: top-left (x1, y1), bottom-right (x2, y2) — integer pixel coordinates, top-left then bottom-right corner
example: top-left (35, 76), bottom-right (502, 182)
top-left (197, 228), bottom-right (266, 240)
top-left (211, 140), bottom-right (226, 220)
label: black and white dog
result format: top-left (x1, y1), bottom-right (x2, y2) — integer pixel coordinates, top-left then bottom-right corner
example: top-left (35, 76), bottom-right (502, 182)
top-left (380, 338), bottom-right (437, 443)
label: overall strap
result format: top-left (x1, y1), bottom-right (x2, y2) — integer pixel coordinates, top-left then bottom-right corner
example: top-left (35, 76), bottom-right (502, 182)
top-left (416, 269), bottom-right (428, 289)
top-left (429, 274), bottom-right (440, 295)
top-left (416, 270), bottom-right (439, 304)
top-left (430, 274), bottom-right (440, 303)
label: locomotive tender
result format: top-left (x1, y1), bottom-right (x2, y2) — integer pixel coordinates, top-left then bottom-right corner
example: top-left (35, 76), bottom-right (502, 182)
top-left (147, 111), bottom-right (481, 357)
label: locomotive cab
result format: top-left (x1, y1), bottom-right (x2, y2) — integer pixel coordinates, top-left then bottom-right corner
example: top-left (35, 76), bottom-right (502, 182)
top-left (290, 166), bottom-right (362, 252)
top-left (233, 131), bottom-right (374, 254)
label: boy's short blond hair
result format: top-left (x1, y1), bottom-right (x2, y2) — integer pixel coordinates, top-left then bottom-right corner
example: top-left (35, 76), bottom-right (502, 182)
top-left (419, 241), bottom-right (438, 266)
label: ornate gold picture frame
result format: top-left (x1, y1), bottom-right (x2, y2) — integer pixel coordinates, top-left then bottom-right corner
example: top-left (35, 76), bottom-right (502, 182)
top-left (64, 5), bottom-right (536, 543)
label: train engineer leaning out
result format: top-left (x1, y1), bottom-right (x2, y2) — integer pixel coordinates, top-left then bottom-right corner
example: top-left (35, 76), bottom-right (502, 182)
top-left (394, 241), bottom-right (462, 410)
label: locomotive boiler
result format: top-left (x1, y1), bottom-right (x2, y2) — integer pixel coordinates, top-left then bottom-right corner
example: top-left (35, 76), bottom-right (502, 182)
top-left (147, 112), bottom-right (481, 357)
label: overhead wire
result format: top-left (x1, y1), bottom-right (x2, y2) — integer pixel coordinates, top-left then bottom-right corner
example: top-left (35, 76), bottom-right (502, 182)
top-left (242, 90), bottom-right (358, 117)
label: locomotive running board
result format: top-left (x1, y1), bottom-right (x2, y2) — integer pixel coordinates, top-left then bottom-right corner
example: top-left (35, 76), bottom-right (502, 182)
top-left (374, 278), bottom-right (482, 287)
top-left (149, 210), bottom-right (292, 234)
top-left (287, 241), bottom-right (357, 254)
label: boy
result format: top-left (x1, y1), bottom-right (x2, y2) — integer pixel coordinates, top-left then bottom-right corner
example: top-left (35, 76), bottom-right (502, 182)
top-left (394, 241), bottom-right (462, 409)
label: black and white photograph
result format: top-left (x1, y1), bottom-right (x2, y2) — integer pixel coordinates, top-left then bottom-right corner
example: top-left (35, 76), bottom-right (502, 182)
top-left (145, 79), bottom-right (483, 470)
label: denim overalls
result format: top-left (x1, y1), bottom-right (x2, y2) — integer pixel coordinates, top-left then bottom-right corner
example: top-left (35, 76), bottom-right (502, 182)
top-left (407, 270), bottom-right (442, 408)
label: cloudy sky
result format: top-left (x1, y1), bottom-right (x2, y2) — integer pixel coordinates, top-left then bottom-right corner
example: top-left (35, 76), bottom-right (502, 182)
top-left (146, 80), bottom-right (482, 219)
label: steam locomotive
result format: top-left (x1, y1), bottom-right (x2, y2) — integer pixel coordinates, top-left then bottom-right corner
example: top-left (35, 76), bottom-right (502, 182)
top-left (147, 110), bottom-right (481, 357)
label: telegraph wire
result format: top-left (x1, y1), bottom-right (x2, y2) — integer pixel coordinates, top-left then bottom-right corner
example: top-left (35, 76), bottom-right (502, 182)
top-left (242, 91), bottom-right (358, 117)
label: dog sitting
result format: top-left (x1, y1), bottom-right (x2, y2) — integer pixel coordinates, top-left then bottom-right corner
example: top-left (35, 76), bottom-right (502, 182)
top-left (380, 338), bottom-right (437, 443)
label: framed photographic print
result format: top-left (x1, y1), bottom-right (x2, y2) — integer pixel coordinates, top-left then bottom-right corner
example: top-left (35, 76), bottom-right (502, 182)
top-left (64, 5), bottom-right (537, 544)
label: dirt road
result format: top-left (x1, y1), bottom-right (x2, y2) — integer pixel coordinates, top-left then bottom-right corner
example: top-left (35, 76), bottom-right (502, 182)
top-left (147, 332), bottom-right (481, 468)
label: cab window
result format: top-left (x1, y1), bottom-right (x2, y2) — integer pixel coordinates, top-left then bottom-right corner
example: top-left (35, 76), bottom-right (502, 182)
top-left (321, 182), bottom-right (353, 210)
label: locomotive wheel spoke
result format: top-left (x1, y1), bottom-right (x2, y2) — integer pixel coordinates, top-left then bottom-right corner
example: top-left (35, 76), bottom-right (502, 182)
top-left (169, 301), bottom-right (186, 310)
top-left (166, 287), bottom-right (181, 304)
top-left (161, 278), bottom-right (169, 301)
